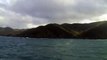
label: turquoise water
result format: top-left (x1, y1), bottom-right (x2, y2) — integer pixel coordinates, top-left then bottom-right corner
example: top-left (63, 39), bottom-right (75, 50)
top-left (0, 36), bottom-right (107, 60)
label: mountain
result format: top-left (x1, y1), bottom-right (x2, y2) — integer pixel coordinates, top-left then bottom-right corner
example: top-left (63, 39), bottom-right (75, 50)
top-left (81, 21), bottom-right (107, 39)
top-left (17, 24), bottom-right (74, 38)
top-left (0, 21), bottom-right (107, 39)
top-left (0, 27), bottom-right (25, 36)
top-left (17, 21), bottom-right (107, 39)
top-left (0, 27), bottom-right (14, 36)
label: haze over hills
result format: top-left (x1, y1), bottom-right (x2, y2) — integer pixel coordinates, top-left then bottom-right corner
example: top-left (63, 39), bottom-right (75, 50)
top-left (0, 27), bottom-right (25, 36)
top-left (0, 21), bottom-right (107, 39)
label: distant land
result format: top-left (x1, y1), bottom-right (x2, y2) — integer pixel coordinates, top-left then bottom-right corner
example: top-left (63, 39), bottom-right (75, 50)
top-left (0, 21), bottom-right (107, 39)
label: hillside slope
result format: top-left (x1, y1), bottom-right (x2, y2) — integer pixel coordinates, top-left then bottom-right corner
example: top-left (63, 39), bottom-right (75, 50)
top-left (17, 21), bottom-right (107, 39)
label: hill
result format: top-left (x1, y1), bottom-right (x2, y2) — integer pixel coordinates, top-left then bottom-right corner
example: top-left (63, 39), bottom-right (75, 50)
top-left (17, 21), bottom-right (107, 39)
top-left (0, 21), bottom-right (107, 39)
top-left (0, 27), bottom-right (25, 36)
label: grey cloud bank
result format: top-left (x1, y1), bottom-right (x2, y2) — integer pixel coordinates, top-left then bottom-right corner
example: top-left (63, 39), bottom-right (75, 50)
top-left (0, 0), bottom-right (107, 28)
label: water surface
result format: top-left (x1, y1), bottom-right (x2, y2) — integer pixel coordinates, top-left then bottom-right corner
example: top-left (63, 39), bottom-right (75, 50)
top-left (0, 36), bottom-right (107, 60)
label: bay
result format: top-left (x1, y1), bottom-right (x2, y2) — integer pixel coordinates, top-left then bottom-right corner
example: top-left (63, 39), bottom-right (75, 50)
top-left (0, 36), bottom-right (107, 60)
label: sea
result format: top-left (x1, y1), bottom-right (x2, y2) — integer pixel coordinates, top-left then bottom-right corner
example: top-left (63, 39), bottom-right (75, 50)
top-left (0, 36), bottom-right (107, 60)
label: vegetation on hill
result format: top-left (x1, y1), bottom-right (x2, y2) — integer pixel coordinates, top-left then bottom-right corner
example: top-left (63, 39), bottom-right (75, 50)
top-left (16, 21), bottom-right (107, 39)
top-left (0, 21), bottom-right (107, 39)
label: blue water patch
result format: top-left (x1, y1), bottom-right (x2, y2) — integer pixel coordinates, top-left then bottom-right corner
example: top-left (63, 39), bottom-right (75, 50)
top-left (0, 36), bottom-right (107, 60)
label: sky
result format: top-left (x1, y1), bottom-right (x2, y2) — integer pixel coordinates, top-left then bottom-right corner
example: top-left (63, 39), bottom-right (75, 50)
top-left (0, 0), bottom-right (107, 29)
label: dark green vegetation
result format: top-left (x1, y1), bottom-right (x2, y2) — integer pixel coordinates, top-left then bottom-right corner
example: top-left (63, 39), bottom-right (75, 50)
top-left (1, 21), bottom-right (107, 39)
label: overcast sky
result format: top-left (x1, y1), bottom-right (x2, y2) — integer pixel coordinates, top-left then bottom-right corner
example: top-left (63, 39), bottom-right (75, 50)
top-left (0, 0), bottom-right (107, 29)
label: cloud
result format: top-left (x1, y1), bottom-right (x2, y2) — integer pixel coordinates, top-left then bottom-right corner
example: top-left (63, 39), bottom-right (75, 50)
top-left (0, 9), bottom-right (28, 28)
top-left (0, 0), bottom-right (107, 28)
top-left (11, 0), bottom-right (107, 21)
top-left (0, 8), bottom-right (48, 28)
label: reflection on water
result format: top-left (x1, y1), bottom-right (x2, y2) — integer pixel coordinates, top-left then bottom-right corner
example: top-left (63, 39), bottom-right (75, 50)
top-left (0, 36), bottom-right (107, 60)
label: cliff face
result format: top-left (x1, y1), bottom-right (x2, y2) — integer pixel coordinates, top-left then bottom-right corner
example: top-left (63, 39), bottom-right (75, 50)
top-left (17, 21), bottom-right (107, 39)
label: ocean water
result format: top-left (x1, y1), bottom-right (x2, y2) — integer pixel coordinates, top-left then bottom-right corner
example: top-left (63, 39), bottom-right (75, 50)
top-left (0, 36), bottom-right (107, 60)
